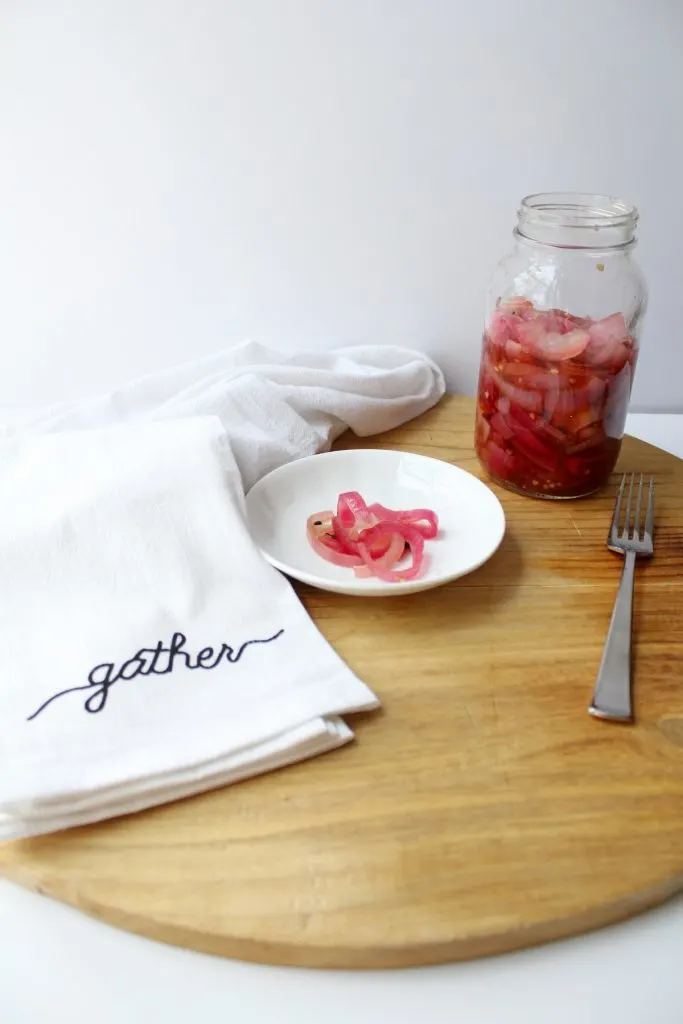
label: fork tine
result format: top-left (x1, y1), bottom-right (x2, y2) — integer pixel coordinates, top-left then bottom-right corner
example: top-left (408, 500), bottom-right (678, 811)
top-left (633, 473), bottom-right (644, 540)
top-left (645, 476), bottom-right (655, 539)
top-left (623, 473), bottom-right (635, 539)
top-left (610, 473), bottom-right (626, 542)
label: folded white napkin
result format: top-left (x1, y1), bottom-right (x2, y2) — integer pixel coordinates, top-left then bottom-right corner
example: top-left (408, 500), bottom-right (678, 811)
top-left (0, 342), bottom-right (444, 840)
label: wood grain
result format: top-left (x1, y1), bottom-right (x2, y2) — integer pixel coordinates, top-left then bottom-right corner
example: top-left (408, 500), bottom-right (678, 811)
top-left (1, 395), bottom-right (683, 968)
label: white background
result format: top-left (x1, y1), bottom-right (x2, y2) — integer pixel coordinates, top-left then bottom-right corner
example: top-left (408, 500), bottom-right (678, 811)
top-left (1, 0), bottom-right (682, 412)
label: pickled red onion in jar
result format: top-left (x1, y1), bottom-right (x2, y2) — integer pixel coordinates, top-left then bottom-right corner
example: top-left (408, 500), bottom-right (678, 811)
top-left (475, 193), bottom-right (647, 499)
top-left (475, 301), bottom-right (636, 498)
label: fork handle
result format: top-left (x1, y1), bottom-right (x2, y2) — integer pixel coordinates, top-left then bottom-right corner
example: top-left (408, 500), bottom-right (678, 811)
top-left (589, 549), bottom-right (636, 722)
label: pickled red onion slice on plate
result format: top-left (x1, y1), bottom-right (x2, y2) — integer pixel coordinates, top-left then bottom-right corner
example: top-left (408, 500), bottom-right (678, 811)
top-left (306, 493), bottom-right (439, 582)
top-left (357, 523), bottom-right (425, 583)
top-left (353, 530), bottom-right (407, 579)
top-left (365, 503), bottom-right (439, 539)
top-left (306, 512), bottom-right (364, 567)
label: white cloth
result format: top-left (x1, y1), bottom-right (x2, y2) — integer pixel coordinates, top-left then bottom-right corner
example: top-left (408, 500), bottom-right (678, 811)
top-left (0, 343), bottom-right (445, 841)
top-left (0, 342), bottom-right (445, 493)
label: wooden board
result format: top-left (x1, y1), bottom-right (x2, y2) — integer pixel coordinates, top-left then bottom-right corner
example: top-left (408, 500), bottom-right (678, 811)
top-left (2, 395), bottom-right (683, 968)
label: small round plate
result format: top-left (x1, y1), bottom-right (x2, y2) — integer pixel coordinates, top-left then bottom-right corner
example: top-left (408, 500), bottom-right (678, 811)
top-left (245, 449), bottom-right (506, 597)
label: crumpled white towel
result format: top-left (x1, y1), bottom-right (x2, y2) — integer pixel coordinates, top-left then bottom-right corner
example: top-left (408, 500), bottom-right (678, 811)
top-left (0, 342), bottom-right (445, 841)
top-left (0, 341), bottom-right (445, 492)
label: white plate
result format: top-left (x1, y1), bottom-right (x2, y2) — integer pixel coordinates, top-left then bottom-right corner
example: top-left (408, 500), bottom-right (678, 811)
top-left (245, 449), bottom-right (506, 597)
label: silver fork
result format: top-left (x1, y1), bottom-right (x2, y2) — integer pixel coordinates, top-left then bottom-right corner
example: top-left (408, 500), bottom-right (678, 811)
top-left (588, 473), bottom-right (655, 723)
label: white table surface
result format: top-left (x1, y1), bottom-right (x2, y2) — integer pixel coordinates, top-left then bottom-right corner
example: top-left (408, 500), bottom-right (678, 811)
top-left (2, 412), bottom-right (682, 1024)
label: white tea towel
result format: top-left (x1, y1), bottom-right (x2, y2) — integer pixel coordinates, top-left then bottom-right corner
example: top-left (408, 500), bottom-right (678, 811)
top-left (0, 343), bottom-right (445, 841)
top-left (1, 341), bottom-right (445, 493)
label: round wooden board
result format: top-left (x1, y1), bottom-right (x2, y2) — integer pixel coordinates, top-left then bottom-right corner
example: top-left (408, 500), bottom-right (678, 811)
top-left (2, 396), bottom-right (683, 969)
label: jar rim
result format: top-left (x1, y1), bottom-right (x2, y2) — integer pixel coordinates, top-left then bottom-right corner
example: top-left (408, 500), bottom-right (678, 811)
top-left (519, 192), bottom-right (637, 228)
top-left (517, 192), bottom-right (638, 248)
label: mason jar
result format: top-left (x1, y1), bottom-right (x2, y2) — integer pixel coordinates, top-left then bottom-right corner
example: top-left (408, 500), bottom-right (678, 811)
top-left (474, 193), bottom-right (648, 499)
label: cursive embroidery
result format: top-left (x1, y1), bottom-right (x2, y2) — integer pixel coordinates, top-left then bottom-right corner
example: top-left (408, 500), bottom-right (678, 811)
top-left (26, 629), bottom-right (285, 721)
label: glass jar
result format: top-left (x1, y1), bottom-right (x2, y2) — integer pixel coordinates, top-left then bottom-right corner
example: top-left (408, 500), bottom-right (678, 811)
top-left (474, 193), bottom-right (647, 499)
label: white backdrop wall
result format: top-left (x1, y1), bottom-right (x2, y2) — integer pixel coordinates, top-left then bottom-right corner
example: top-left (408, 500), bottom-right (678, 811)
top-left (1, 0), bottom-right (681, 411)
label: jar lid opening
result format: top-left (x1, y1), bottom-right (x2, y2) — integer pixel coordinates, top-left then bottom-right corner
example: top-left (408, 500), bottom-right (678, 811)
top-left (517, 192), bottom-right (638, 249)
